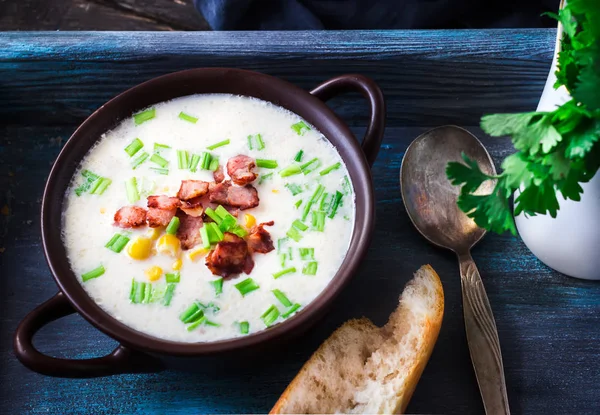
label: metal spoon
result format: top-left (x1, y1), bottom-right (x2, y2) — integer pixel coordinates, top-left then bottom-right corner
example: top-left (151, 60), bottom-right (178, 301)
top-left (400, 125), bottom-right (510, 415)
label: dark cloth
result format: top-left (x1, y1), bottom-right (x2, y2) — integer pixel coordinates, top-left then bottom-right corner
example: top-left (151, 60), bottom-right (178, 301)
top-left (195, 0), bottom-right (561, 30)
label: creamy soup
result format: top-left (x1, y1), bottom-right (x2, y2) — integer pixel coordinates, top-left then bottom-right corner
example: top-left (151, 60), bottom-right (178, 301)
top-left (62, 94), bottom-right (355, 342)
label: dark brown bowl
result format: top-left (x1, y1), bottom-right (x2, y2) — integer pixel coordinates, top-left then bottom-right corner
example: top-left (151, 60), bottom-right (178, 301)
top-left (13, 68), bottom-right (385, 377)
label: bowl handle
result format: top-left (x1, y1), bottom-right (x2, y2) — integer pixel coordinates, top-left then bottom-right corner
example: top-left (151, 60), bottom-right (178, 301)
top-left (310, 74), bottom-right (386, 167)
top-left (14, 292), bottom-right (164, 378)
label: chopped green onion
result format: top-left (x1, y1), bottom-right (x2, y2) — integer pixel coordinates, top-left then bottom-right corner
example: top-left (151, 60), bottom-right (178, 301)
top-left (165, 271), bottom-right (180, 283)
top-left (294, 150), bottom-right (304, 162)
top-left (319, 162), bottom-right (341, 176)
top-left (214, 205), bottom-right (230, 220)
top-left (178, 111), bottom-right (198, 123)
top-left (303, 261), bottom-right (318, 275)
top-left (287, 247), bottom-right (293, 260)
top-left (82, 170), bottom-right (99, 180)
top-left (286, 226), bottom-right (303, 242)
top-left (292, 219), bottom-right (308, 231)
top-left (300, 158), bottom-right (322, 175)
top-left (207, 222), bottom-right (224, 242)
top-left (259, 172), bottom-right (273, 184)
top-left (163, 283), bottom-right (176, 306)
top-left (124, 138), bottom-right (144, 157)
top-left (204, 207), bottom-right (222, 225)
top-left (125, 177), bottom-right (139, 203)
top-left (294, 199), bottom-right (303, 209)
top-left (180, 303), bottom-right (204, 323)
top-left (200, 152), bottom-right (212, 170)
top-left (261, 305), bottom-right (280, 327)
top-left (105, 233), bottom-right (130, 253)
top-left (210, 277), bottom-right (223, 296)
top-left (230, 226), bottom-right (248, 238)
top-left (198, 301), bottom-right (220, 313)
top-left (134, 108), bottom-right (156, 125)
top-left (177, 150), bottom-right (190, 169)
top-left (328, 191), bottom-right (343, 218)
top-left (154, 143), bottom-right (171, 153)
top-left (209, 158), bottom-right (219, 171)
top-left (150, 167), bottom-right (169, 175)
top-left (235, 278), bottom-right (260, 296)
top-left (319, 192), bottom-right (332, 211)
top-left (285, 183), bottom-right (303, 196)
top-left (282, 303), bottom-right (301, 318)
top-left (219, 215), bottom-right (237, 233)
top-left (132, 151), bottom-right (149, 169)
top-left (81, 265), bottom-right (105, 282)
top-left (301, 184), bottom-right (325, 221)
top-left (90, 178), bottom-right (112, 195)
top-left (256, 159), bottom-right (278, 169)
top-left (312, 211), bottom-right (326, 232)
top-left (189, 153), bottom-right (201, 172)
top-left (342, 175), bottom-right (351, 194)
top-left (247, 134), bottom-right (265, 151)
top-left (74, 170), bottom-right (99, 196)
top-left (150, 153), bottom-right (168, 168)
top-left (205, 320), bottom-right (221, 327)
top-left (291, 121), bottom-right (310, 135)
top-left (186, 316), bottom-right (207, 331)
top-left (273, 267), bottom-right (296, 279)
top-left (280, 253), bottom-right (287, 268)
top-left (166, 216), bottom-right (180, 235)
top-left (272, 289), bottom-right (292, 307)
top-left (299, 247), bottom-right (314, 260)
top-left (200, 225), bottom-right (210, 249)
top-left (207, 139), bottom-right (230, 150)
top-left (239, 321), bottom-right (249, 334)
top-left (280, 165), bottom-right (302, 177)
top-left (277, 238), bottom-right (288, 253)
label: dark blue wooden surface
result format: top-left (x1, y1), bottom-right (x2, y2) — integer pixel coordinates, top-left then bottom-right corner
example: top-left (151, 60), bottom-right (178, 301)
top-left (2, 30), bottom-right (600, 415)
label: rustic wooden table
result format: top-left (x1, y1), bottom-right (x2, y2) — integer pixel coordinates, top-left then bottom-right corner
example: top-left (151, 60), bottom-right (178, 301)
top-left (2, 30), bottom-right (599, 414)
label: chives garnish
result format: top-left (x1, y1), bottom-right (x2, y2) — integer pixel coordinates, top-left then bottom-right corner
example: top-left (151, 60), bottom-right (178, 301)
top-left (319, 162), bottom-right (341, 176)
top-left (187, 317), bottom-right (207, 331)
top-left (280, 165), bottom-right (302, 177)
top-left (282, 303), bottom-right (301, 318)
top-left (319, 192), bottom-right (333, 211)
top-left (235, 278), bottom-right (260, 296)
top-left (294, 150), bottom-right (304, 162)
top-left (287, 247), bottom-right (293, 260)
top-left (294, 199), bottom-right (303, 208)
top-left (150, 153), bottom-right (169, 168)
top-left (272, 289), bottom-right (292, 307)
top-left (219, 215), bottom-right (237, 233)
top-left (125, 177), bottom-right (139, 203)
top-left (163, 283), bottom-right (176, 306)
top-left (239, 321), bottom-right (249, 334)
top-left (291, 121), bottom-right (310, 135)
top-left (204, 207), bottom-right (222, 225)
top-left (81, 265), bottom-right (105, 282)
top-left (200, 152), bottom-right (212, 170)
top-left (285, 183), bottom-right (303, 196)
top-left (90, 178), bottom-right (112, 195)
top-left (256, 159), bottom-right (278, 169)
top-left (189, 153), bottom-right (201, 172)
top-left (210, 277), bottom-right (223, 296)
top-left (207, 139), bottom-right (230, 150)
top-left (261, 305), bottom-right (280, 327)
top-left (154, 143), bottom-right (171, 153)
top-left (300, 158), bottom-right (322, 175)
top-left (259, 172), bottom-right (273, 184)
top-left (105, 233), bottom-right (130, 253)
top-left (180, 303), bottom-right (204, 323)
top-left (299, 247), bottom-right (314, 260)
top-left (82, 170), bottom-right (99, 180)
top-left (166, 216), bottom-right (180, 235)
top-left (124, 138), bottom-right (144, 157)
top-left (200, 225), bottom-right (211, 249)
top-left (132, 151), bottom-right (149, 169)
top-left (214, 205), bottom-right (230, 220)
top-left (178, 111), bottom-right (198, 123)
top-left (273, 267), bottom-right (296, 279)
top-left (328, 191), bottom-right (343, 218)
top-left (309, 184), bottom-right (325, 204)
top-left (277, 238), bottom-right (288, 253)
top-left (165, 271), bottom-right (180, 283)
top-left (150, 167), bottom-right (169, 175)
top-left (199, 302), bottom-right (220, 313)
top-left (205, 320), bottom-right (221, 327)
top-left (342, 175), bottom-right (351, 194)
top-left (303, 261), bottom-right (318, 275)
top-left (231, 226), bottom-right (248, 238)
top-left (177, 150), bottom-right (190, 169)
top-left (74, 170), bottom-right (99, 196)
top-left (292, 219), bottom-right (308, 231)
top-left (209, 157), bottom-right (219, 171)
top-left (286, 227), bottom-right (302, 242)
top-left (312, 211), bottom-right (326, 232)
top-left (134, 108), bottom-right (156, 125)
top-left (280, 253), bottom-right (287, 268)
top-left (207, 222), bottom-right (224, 242)
top-left (247, 134), bottom-right (265, 151)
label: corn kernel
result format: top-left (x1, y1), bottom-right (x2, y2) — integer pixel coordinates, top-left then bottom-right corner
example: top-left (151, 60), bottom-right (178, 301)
top-left (244, 213), bottom-right (256, 230)
top-left (172, 258), bottom-right (183, 271)
top-left (271, 189), bottom-right (279, 193)
top-left (156, 234), bottom-right (180, 257)
top-left (100, 207), bottom-right (106, 214)
top-left (187, 246), bottom-right (209, 262)
top-left (145, 265), bottom-right (163, 282)
top-left (146, 228), bottom-right (161, 240)
top-left (127, 237), bottom-right (152, 260)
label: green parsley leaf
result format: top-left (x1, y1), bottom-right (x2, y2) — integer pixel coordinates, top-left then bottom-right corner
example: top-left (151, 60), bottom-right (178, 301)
top-left (446, 153), bottom-right (494, 194)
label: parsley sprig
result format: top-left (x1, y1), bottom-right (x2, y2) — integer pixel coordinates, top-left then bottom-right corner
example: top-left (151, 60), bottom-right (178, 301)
top-left (447, 0), bottom-right (600, 235)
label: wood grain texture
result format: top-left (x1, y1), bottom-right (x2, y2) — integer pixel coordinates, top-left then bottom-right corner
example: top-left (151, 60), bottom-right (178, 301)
top-left (2, 31), bottom-right (600, 415)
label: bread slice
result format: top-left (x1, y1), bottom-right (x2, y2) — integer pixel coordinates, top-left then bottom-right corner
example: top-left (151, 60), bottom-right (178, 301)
top-left (270, 264), bottom-right (444, 414)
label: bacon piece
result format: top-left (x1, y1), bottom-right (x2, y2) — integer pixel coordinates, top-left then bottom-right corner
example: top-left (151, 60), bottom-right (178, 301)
top-left (213, 165), bottom-right (225, 183)
top-left (177, 180), bottom-right (209, 201)
top-left (147, 195), bottom-right (180, 210)
top-left (227, 155), bottom-right (257, 186)
top-left (227, 185), bottom-right (259, 210)
top-left (180, 196), bottom-right (204, 217)
top-left (208, 181), bottom-right (230, 205)
top-left (247, 221), bottom-right (275, 253)
top-left (114, 206), bottom-right (147, 228)
top-left (205, 233), bottom-right (253, 278)
top-left (176, 210), bottom-right (203, 250)
top-left (147, 195), bottom-right (180, 227)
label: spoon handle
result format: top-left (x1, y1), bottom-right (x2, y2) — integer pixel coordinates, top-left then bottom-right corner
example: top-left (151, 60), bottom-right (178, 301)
top-left (459, 253), bottom-right (510, 415)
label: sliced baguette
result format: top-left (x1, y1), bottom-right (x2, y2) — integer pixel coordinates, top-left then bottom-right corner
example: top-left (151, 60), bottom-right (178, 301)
top-left (270, 264), bottom-right (444, 414)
